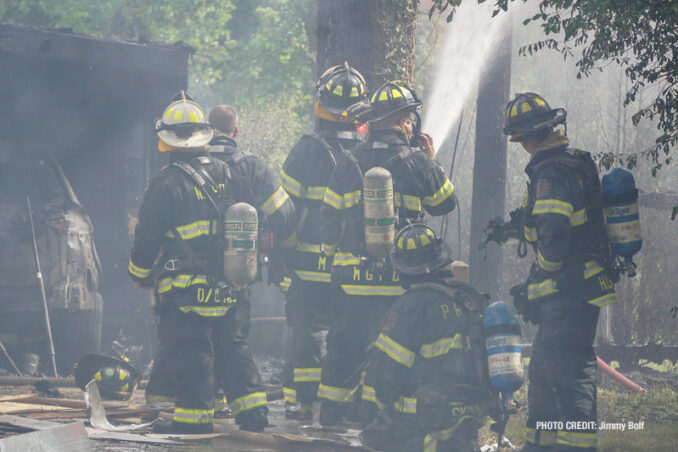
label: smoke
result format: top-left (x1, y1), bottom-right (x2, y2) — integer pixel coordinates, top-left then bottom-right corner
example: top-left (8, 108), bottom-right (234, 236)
top-left (422, 2), bottom-right (512, 153)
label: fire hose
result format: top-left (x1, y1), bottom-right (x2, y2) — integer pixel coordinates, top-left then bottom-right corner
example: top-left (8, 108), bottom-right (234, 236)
top-left (597, 356), bottom-right (646, 393)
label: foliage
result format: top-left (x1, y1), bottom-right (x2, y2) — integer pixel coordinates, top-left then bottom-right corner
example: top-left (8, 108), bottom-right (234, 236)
top-left (426, 1), bottom-right (677, 188)
top-left (0, 0), bottom-right (314, 164)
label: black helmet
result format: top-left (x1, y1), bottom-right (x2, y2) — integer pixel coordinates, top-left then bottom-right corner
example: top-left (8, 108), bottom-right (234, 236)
top-left (390, 224), bottom-right (453, 277)
top-left (75, 354), bottom-right (141, 401)
top-left (316, 62), bottom-right (368, 116)
top-left (503, 92), bottom-right (566, 142)
top-left (367, 81), bottom-right (422, 124)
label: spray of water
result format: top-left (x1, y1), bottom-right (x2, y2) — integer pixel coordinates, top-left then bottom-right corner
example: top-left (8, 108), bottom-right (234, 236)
top-left (423, 2), bottom-right (512, 154)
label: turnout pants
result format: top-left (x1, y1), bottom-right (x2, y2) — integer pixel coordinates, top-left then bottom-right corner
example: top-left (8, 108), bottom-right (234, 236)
top-left (282, 279), bottom-right (331, 406)
top-left (525, 292), bottom-right (599, 451)
top-left (154, 292), bottom-right (267, 432)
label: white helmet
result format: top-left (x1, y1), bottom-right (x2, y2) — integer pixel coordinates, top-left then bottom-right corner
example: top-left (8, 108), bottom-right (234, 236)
top-left (155, 91), bottom-right (213, 150)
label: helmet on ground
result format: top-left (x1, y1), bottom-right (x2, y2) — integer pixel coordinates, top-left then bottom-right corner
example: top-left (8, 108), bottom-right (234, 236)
top-left (316, 62), bottom-right (368, 121)
top-left (75, 354), bottom-right (141, 401)
top-left (155, 91), bottom-right (213, 150)
top-left (368, 81), bottom-right (422, 124)
top-left (503, 92), bottom-right (566, 142)
top-left (390, 224), bottom-right (453, 277)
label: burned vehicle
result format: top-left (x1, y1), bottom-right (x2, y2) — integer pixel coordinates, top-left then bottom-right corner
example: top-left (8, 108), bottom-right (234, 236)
top-left (0, 149), bottom-right (103, 374)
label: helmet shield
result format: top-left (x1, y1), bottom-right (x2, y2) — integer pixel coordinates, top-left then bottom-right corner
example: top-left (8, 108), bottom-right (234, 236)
top-left (390, 224), bottom-right (453, 277)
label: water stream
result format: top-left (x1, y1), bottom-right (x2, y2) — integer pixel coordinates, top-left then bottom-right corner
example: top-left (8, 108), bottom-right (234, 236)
top-left (423, 1), bottom-right (512, 155)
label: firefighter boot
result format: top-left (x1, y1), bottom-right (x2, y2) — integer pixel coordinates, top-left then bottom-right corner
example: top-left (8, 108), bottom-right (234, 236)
top-left (319, 400), bottom-right (347, 427)
top-left (285, 402), bottom-right (313, 421)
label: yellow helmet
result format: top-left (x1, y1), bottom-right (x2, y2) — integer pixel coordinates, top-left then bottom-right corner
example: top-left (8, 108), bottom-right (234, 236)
top-left (155, 91), bottom-right (213, 150)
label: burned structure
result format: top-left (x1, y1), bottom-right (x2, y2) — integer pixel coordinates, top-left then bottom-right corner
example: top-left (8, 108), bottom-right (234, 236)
top-left (0, 23), bottom-right (192, 373)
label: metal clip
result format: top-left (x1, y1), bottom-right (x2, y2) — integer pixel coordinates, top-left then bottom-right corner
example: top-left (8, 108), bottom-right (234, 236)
top-left (163, 259), bottom-right (179, 271)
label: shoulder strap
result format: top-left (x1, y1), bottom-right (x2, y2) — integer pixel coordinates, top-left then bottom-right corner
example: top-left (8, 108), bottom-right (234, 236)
top-left (303, 132), bottom-right (338, 169)
top-left (172, 158), bottom-right (226, 216)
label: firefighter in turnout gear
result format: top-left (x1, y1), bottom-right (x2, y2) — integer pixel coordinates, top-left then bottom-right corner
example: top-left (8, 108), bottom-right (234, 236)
top-left (317, 81), bottom-right (457, 426)
top-left (279, 63), bottom-right (368, 419)
top-left (144, 104), bottom-right (296, 418)
top-left (129, 92), bottom-right (269, 434)
top-left (361, 225), bottom-right (488, 452)
top-left (502, 92), bottom-right (618, 451)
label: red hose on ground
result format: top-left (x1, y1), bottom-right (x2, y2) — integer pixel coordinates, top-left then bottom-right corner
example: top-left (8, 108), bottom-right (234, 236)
top-left (597, 356), bottom-right (647, 393)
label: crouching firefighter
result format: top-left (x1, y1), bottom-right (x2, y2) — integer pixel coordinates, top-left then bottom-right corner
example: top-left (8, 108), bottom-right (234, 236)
top-left (317, 81), bottom-right (457, 426)
top-left (498, 93), bottom-right (619, 451)
top-left (278, 63), bottom-right (368, 420)
top-left (128, 91), bottom-right (268, 433)
top-left (361, 224), bottom-right (499, 452)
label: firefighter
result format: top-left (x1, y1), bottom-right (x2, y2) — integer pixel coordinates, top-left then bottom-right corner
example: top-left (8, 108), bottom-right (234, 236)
top-left (129, 92), bottom-right (268, 433)
top-left (503, 92), bottom-right (618, 451)
top-left (317, 81), bottom-right (457, 426)
top-left (278, 63), bottom-right (368, 420)
top-left (360, 224), bottom-right (488, 452)
top-left (144, 104), bottom-right (296, 416)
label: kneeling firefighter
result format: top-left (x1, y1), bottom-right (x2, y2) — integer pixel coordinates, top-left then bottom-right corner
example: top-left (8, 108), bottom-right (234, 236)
top-left (129, 91), bottom-right (268, 433)
top-left (498, 93), bottom-right (619, 451)
top-left (317, 81), bottom-right (457, 426)
top-left (361, 224), bottom-right (497, 452)
top-left (278, 63), bottom-right (368, 420)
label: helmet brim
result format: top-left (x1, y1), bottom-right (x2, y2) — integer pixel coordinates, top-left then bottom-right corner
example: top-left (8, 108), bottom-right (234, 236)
top-left (368, 101), bottom-right (422, 124)
top-left (389, 239), bottom-right (454, 277)
top-left (504, 108), bottom-right (567, 140)
top-left (156, 127), bottom-right (213, 149)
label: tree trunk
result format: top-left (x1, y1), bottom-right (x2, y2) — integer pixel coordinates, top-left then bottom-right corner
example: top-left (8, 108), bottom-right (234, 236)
top-left (316, 0), bottom-right (416, 90)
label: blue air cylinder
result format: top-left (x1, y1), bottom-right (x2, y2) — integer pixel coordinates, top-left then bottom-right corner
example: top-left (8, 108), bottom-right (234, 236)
top-left (483, 301), bottom-right (524, 398)
top-left (602, 168), bottom-right (642, 275)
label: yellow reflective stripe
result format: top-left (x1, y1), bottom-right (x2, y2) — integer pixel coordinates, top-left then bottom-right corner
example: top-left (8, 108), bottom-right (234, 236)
top-left (588, 292), bottom-right (618, 307)
top-left (128, 259), bottom-right (151, 278)
top-left (419, 334), bottom-right (463, 358)
top-left (283, 386), bottom-right (297, 404)
top-left (280, 276), bottom-right (291, 291)
top-left (423, 415), bottom-right (476, 452)
top-left (532, 199), bottom-right (574, 217)
top-left (179, 306), bottom-right (232, 317)
top-left (279, 170), bottom-right (304, 198)
top-left (344, 190), bottom-right (361, 208)
top-left (294, 367), bottom-right (322, 382)
top-left (423, 179), bottom-right (455, 207)
top-left (395, 193), bottom-right (422, 211)
top-left (322, 242), bottom-right (338, 255)
top-left (527, 278), bottom-right (558, 300)
top-left (294, 270), bottom-right (331, 283)
top-left (375, 333), bottom-right (415, 367)
top-left (296, 241), bottom-right (322, 253)
top-left (584, 261), bottom-right (604, 279)
top-left (570, 207), bottom-right (587, 226)
top-left (229, 392), bottom-right (267, 415)
top-left (323, 188), bottom-right (343, 210)
top-left (165, 220), bottom-right (215, 240)
top-left (317, 383), bottom-right (356, 403)
top-left (524, 226), bottom-right (537, 242)
top-left (537, 250), bottom-right (563, 272)
top-left (361, 385), bottom-right (377, 403)
top-left (157, 274), bottom-right (209, 293)
top-left (173, 407), bottom-right (213, 424)
top-left (306, 185), bottom-right (327, 200)
top-left (341, 285), bottom-right (405, 296)
top-left (394, 396), bottom-right (417, 414)
top-left (332, 252), bottom-right (361, 266)
top-left (261, 186), bottom-right (289, 216)
top-left (556, 431), bottom-right (596, 448)
top-left (280, 230), bottom-right (297, 248)
top-left (214, 395), bottom-right (228, 411)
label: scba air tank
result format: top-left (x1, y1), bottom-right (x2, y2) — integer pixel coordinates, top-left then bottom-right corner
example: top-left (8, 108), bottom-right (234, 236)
top-left (483, 301), bottom-right (524, 397)
top-left (363, 167), bottom-right (395, 259)
top-left (224, 202), bottom-right (258, 287)
top-left (602, 168), bottom-right (642, 276)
